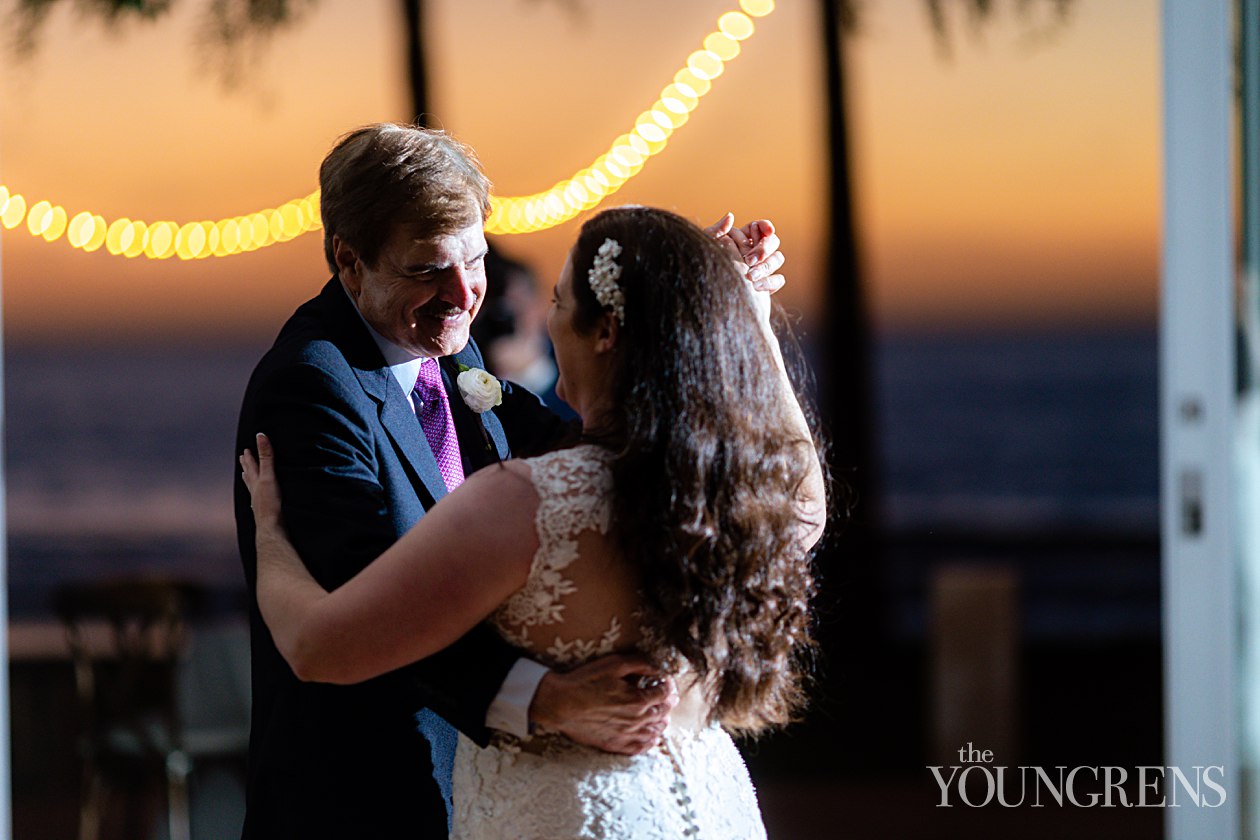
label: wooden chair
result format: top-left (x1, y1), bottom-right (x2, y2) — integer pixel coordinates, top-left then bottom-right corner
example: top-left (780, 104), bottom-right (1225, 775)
top-left (54, 578), bottom-right (204, 840)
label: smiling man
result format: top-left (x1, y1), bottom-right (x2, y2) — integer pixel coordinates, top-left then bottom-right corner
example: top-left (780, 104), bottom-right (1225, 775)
top-left (233, 124), bottom-right (678, 839)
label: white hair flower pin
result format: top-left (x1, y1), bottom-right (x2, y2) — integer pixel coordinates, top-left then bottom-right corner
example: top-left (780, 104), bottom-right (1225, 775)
top-left (588, 238), bottom-right (626, 325)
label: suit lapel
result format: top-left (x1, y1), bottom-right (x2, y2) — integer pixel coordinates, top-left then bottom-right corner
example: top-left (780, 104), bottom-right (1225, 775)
top-left (321, 279), bottom-right (450, 505)
top-left (372, 372), bottom-right (449, 504)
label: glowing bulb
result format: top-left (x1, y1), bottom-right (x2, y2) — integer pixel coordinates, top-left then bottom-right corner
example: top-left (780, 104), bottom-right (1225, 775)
top-left (26, 201), bottom-right (53, 237)
top-left (507, 201), bottom-right (525, 233)
top-left (200, 222), bottom-right (219, 258)
top-left (687, 50), bottom-right (724, 81)
top-left (68, 212), bottom-right (95, 248)
top-left (41, 206), bottom-right (68, 242)
top-left (266, 209), bottom-right (283, 243)
top-left (84, 215), bottom-right (107, 252)
top-left (485, 199), bottom-right (505, 232)
top-left (191, 223), bottom-right (209, 257)
top-left (600, 160), bottom-right (628, 186)
top-left (704, 32), bottom-right (741, 61)
top-left (739, 0), bottom-right (774, 17)
top-left (123, 221), bottom-right (149, 258)
top-left (719, 11), bottom-right (755, 40)
top-left (307, 192), bottom-right (323, 230)
top-left (106, 218), bottom-right (132, 255)
top-left (579, 186), bottom-right (603, 210)
top-left (172, 224), bottom-right (192, 259)
top-left (250, 213), bottom-right (271, 248)
top-left (232, 217), bottom-right (253, 251)
top-left (609, 135), bottom-right (646, 168)
top-left (661, 84), bottom-right (699, 113)
top-left (300, 196), bottom-right (320, 231)
top-left (564, 180), bottom-right (589, 209)
top-left (523, 200), bottom-right (541, 229)
top-left (541, 192), bottom-right (562, 221)
top-left (147, 222), bottom-right (177, 259)
top-left (626, 134), bottom-right (651, 157)
top-left (175, 222), bottom-right (205, 259)
top-left (652, 103), bottom-right (690, 129)
top-left (587, 168), bottom-right (611, 191)
top-left (650, 108), bottom-right (676, 132)
top-left (675, 68), bottom-right (711, 98)
top-left (39, 206), bottom-right (68, 243)
top-left (280, 203), bottom-right (302, 240)
top-left (218, 219), bottom-right (241, 254)
top-left (635, 119), bottom-right (667, 144)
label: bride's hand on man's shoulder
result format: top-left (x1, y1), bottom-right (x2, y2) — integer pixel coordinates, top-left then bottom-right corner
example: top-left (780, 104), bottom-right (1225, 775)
top-left (704, 213), bottom-right (786, 294)
top-left (240, 432), bottom-right (283, 526)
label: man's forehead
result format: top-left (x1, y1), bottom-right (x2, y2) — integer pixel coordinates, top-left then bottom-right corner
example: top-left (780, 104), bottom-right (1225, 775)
top-left (399, 222), bottom-right (486, 258)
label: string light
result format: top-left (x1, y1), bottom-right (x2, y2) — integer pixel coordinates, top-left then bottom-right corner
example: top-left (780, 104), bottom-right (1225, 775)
top-left (0, 1), bottom-right (773, 257)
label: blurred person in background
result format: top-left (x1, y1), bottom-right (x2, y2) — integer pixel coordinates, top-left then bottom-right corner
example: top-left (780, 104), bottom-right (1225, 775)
top-left (473, 244), bottom-right (573, 418)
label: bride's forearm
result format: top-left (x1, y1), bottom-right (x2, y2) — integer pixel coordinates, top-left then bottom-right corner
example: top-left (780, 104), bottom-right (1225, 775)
top-left (763, 323), bottom-right (827, 549)
top-left (254, 522), bottom-right (337, 682)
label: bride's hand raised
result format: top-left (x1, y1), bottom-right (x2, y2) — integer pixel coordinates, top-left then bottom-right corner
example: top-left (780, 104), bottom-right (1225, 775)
top-left (705, 212), bottom-right (786, 294)
top-left (240, 433), bottom-right (283, 527)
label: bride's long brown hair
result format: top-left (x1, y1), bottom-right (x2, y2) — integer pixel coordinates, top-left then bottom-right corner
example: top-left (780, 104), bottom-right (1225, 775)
top-left (569, 206), bottom-right (824, 734)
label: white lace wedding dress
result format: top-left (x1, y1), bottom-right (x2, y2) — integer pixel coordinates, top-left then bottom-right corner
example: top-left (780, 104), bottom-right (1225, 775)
top-left (449, 445), bottom-right (768, 840)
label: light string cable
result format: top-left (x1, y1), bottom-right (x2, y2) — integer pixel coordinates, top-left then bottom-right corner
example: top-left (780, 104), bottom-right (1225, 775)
top-left (0, 0), bottom-right (774, 260)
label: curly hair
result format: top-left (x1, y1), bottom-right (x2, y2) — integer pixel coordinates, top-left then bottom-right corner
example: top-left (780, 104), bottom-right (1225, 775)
top-left (567, 206), bottom-right (823, 734)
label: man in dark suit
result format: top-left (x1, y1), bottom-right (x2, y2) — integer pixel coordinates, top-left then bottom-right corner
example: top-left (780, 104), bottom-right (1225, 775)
top-left (234, 124), bottom-right (677, 839)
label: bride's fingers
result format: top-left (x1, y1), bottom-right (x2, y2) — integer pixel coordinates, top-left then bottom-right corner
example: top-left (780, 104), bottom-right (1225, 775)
top-left (742, 228), bottom-right (780, 268)
top-left (751, 272), bottom-right (786, 295)
top-left (703, 211), bottom-right (735, 239)
top-left (240, 433), bottom-right (286, 524)
top-left (748, 251), bottom-right (785, 285)
top-left (239, 449), bottom-right (257, 484)
top-left (714, 234), bottom-right (745, 267)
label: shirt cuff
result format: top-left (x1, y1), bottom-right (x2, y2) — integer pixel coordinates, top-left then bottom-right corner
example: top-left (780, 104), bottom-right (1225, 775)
top-left (485, 658), bottom-right (550, 738)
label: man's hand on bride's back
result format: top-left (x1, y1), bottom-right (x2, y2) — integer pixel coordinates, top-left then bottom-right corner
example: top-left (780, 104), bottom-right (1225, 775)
top-left (528, 653), bottom-right (678, 755)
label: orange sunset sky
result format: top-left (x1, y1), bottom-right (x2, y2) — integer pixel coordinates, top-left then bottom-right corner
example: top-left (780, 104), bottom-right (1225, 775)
top-left (0, 0), bottom-right (1159, 342)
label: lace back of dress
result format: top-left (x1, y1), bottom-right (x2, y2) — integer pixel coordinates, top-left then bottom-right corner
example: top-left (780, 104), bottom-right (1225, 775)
top-left (490, 445), bottom-right (644, 667)
top-left (458, 447), bottom-right (770, 840)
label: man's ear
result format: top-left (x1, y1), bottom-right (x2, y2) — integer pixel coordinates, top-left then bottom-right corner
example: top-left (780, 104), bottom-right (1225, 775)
top-left (332, 235), bottom-right (362, 296)
top-left (593, 312), bottom-right (620, 354)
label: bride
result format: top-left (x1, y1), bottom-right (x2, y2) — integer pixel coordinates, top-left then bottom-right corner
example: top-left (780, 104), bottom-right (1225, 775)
top-left (240, 205), bottom-right (827, 839)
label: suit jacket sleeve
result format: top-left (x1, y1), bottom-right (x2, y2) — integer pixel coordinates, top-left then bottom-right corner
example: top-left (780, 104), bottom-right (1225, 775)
top-left (247, 359), bottom-right (521, 746)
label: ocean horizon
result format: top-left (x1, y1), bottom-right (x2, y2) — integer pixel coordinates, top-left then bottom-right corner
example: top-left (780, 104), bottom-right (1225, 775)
top-left (1, 325), bottom-right (1159, 619)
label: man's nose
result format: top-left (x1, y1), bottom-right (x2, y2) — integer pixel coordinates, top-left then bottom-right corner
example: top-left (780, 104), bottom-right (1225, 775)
top-left (436, 265), bottom-right (476, 310)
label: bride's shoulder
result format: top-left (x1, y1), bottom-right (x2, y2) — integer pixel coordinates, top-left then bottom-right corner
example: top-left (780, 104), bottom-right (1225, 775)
top-left (514, 445), bottom-right (612, 482)
top-left (452, 460), bottom-right (541, 521)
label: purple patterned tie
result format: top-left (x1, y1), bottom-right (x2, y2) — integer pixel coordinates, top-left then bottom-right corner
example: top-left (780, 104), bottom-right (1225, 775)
top-left (414, 359), bottom-right (465, 491)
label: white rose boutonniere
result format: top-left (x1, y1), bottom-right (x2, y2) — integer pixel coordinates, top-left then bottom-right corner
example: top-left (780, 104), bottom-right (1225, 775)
top-left (456, 365), bottom-right (503, 413)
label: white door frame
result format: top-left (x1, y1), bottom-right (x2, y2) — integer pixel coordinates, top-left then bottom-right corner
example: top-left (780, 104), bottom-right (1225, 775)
top-left (1161, 0), bottom-right (1241, 837)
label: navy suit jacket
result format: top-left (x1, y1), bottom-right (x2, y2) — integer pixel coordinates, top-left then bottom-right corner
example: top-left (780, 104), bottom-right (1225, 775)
top-left (235, 278), bottom-right (568, 839)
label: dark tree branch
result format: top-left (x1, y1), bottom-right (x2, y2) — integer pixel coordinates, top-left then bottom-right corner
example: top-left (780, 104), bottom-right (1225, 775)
top-left (923, 0), bottom-right (1074, 60)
